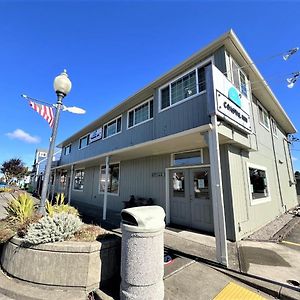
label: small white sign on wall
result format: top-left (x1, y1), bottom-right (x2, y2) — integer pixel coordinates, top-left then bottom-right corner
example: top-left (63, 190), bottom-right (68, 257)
top-left (89, 128), bottom-right (102, 144)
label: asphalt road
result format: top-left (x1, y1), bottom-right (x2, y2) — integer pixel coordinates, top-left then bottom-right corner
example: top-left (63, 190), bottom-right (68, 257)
top-left (282, 218), bottom-right (300, 249)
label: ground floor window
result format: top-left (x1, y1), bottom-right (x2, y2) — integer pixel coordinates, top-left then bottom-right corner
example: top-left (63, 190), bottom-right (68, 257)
top-left (248, 164), bottom-right (269, 203)
top-left (60, 171), bottom-right (68, 189)
top-left (99, 163), bottom-right (120, 195)
top-left (73, 169), bottom-right (84, 191)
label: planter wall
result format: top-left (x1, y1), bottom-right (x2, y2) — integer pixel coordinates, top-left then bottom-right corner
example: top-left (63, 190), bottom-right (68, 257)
top-left (1, 235), bottom-right (121, 292)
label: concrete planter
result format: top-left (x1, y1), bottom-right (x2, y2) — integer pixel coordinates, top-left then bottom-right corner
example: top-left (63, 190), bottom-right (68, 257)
top-left (1, 235), bottom-right (120, 292)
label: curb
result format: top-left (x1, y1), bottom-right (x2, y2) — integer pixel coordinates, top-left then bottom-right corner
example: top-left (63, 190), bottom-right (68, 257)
top-left (164, 246), bottom-right (300, 300)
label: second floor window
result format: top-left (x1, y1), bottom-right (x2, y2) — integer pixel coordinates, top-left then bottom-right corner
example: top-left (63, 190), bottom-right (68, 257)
top-left (103, 116), bottom-right (122, 138)
top-left (128, 99), bottom-right (153, 128)
top-left (258, 104), bottom-right (269, 130)
top-left (64, 144), bottom-right (71, 155)
top-left (79, 135), bottom-right (89, 149)
top-left (160, 66), bottom-right (207, 111)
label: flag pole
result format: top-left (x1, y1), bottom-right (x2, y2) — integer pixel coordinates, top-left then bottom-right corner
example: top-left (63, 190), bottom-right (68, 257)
top-left (38, 93), bottom-right (63, 215)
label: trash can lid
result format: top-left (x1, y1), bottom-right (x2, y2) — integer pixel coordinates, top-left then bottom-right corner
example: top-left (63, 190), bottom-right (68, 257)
top-left (121, 205), bottom-right (165, 233)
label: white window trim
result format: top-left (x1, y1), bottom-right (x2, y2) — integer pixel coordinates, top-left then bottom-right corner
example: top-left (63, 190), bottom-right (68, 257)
top-left (158, 57), bottom-right (213, 113)
top-left (257, 103), bottom-right (270, 131)
top-left (78, 134), bottom-right (90, 150)
top-left (102, 115), bottom-right (122, 140)
top-left (247, 163), bottom-right (271, 206)
top-left (226, 52), bottom-right (249, 98)
top-left (73, 168), bottom-right (85, 192)
top-left (127, 97), bottom-right (154, 129)
top-left (64, 144), bottom-right (72, 156)
top-left (98, 162), bottom-right (120, 196)
top-left (171, 149), bottom-right (204, 167)
top-left (270, 118), bottom-right (278, 138)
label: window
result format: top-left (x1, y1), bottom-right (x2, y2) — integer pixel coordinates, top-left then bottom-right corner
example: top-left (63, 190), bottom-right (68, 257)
top-left (128, 99), bottom-right (153, 128)
top-left (172, 150), bottom-right (203, 166)
top-left (64, 144), bottom-right (71, 155)
top-left (103, 116), bottom-right (122, 138)
top-left (79, 135), bottom-right (89, 149)
top-left (226, 53), bottom-right (248, 97)
top-left (271, 118), bottom-right (278, 137)
top-left (99, 163), bottom-right (120, 195)
top-left (248, 166), bottom-right (269, 202)
top-left (258, 104), bottom-right (270, 129)
top-left (159, 65), bottom-right (207, 111)
top-left (73, 170), bottom-right (84, 191)
top-left (60, 170), bottom-right (68, 189)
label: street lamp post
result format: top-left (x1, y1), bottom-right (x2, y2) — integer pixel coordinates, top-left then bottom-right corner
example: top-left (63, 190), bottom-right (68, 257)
top-left (39, 70), bottom-right (72, 215)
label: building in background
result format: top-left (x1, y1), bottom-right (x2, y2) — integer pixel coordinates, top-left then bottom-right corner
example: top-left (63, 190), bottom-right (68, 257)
top-left (52, 30), bottom-right (298, 241)
top-left (30, 148), bottom-right (61, 196)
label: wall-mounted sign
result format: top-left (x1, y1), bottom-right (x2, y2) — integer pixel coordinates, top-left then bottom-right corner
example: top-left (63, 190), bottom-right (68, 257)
top-left (89, 128), bottom-right (102, 144)
top-left (152, 172), bottom-right (165, 177)
top-left (212, 66), bottom-right (251, 133)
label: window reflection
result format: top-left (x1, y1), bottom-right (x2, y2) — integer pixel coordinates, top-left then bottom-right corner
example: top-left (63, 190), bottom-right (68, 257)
top-left (193, 171), bottom-right (209, 198)
top-left (173, 172), bottom-right (185, 197)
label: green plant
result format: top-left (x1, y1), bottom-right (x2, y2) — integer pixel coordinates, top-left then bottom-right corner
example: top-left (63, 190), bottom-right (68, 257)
top-left (72, 224), bottom-right (107, 242)
top-left (0, 187), bottom-right (12, 193)
top-left (5, 193), bottom-right (36, 224)
top-left (46, 193), bottom-right (79, 217)
top-left (24, 213), bottom-right (83, 245)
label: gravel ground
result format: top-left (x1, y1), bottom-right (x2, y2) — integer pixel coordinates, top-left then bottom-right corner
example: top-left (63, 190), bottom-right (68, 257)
top-left (245, 212), bottom-right (296, 241)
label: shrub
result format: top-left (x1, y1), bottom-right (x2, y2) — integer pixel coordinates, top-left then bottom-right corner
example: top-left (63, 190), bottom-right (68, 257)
top-left (72, 224), bottom-right (108, 242)
top-left (5, 193), bottom-right (36, 224)
top-left (46, 193), bottom-right (79, 217)
top-left (24, 213), bottom-right (83, 245)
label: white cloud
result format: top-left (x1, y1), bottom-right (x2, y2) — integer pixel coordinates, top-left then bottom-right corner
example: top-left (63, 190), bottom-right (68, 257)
top-left (6, 129), bottom-right (40, 144)
top-left (292, 156), bottom-right (298, 161)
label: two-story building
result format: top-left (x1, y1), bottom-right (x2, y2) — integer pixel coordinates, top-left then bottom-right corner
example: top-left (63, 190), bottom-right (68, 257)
top-left (52, 30), bottom-right (298, 245)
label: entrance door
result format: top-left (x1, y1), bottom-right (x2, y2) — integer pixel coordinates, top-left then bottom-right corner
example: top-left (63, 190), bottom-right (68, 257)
top-left (170, 168), bottom-right (214, 232)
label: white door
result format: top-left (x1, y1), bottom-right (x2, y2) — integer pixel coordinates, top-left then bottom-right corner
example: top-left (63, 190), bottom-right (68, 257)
top-left (170, 168), bottom-right (214, 233)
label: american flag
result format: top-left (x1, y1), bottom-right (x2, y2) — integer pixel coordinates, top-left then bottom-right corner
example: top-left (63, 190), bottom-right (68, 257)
top-left (29, 101), bottom-right (54, 127)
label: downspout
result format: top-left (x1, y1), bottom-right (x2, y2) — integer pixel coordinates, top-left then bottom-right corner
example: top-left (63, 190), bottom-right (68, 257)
top-left (269, 115), bottom-right (285, 210)
top-left (103, 156), bottom-right (110, 220)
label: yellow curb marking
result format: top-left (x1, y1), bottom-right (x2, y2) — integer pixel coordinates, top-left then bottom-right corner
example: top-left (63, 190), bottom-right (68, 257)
top-left (213, 282), bottom-right (266, 300)
top-left (282, 240), bottom-right (300, 247)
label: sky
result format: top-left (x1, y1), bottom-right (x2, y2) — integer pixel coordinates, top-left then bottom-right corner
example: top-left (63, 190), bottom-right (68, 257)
top-left (0, 0), bottom-right (300, 171)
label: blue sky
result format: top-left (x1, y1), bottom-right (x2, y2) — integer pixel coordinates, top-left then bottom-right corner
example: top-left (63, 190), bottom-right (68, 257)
top-left (0, 0), bottom-right (300, 171)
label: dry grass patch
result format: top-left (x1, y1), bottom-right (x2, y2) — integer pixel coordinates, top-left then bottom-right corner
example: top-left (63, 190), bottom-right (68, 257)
top-left (71, 224), bottom-right (108, 242)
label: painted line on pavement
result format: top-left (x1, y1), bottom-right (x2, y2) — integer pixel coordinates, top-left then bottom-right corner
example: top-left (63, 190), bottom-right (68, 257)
top-left (281, 240), bottom-right (300, 247)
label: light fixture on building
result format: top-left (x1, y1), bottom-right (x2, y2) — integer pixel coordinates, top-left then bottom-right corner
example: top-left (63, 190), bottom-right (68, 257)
top-left (287, 72), bottom-right (300, 88)
top-left (283, 47), bottom-right (299, 61)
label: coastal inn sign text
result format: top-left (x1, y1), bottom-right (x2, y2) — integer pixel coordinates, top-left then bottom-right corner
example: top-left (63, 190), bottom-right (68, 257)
top-left (212, 65), bottom-right (252, 133)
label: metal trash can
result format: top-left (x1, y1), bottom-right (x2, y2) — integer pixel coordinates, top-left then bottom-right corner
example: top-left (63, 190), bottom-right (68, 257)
top-left (120, 205), bottom-right (165, 300)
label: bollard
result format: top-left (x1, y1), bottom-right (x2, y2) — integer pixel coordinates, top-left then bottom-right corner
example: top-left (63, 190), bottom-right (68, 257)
top-left (120, 206), bottom-right (165, 300)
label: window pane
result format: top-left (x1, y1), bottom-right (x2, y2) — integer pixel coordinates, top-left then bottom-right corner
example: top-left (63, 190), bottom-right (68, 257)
top-left (171, 70), bottom-right (196, 105)
top-left (79, 136), bottom-right (88, 149)
top-left (74, 170), bottom-right (84, 190)
top-left (172, 172), bottom-right (185, 197)
top-left (103, 125), bottom-right (108, 138)
top-left (117, 117), bottom-right (122, 132)
top-left (198, 67), bottom-right (206, 92)
top-left (134, 102), bottom-right (149, 124)
top-left (161, 86), bottom-right (170, 109)
top-left (150, 100), bottom-right (153, 118)
top-left (107, 121), bottom-right (116, 137)
top-left (100, 164), bottom-right (120, 194)
top-left (232, 60), bottom-right (240, 89)
top-left (174, 150), bottom-right (202, 166)
top-left (110, 164), bottom-right (119, 194)
top-left (193, 170), bottom-right (209, 198)
top-left (239, 71), bottom-right (247, 97)
top-left (128, 111), bottom-right (134, 127)
top-left (249, 168), bottom-right (268, 199)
